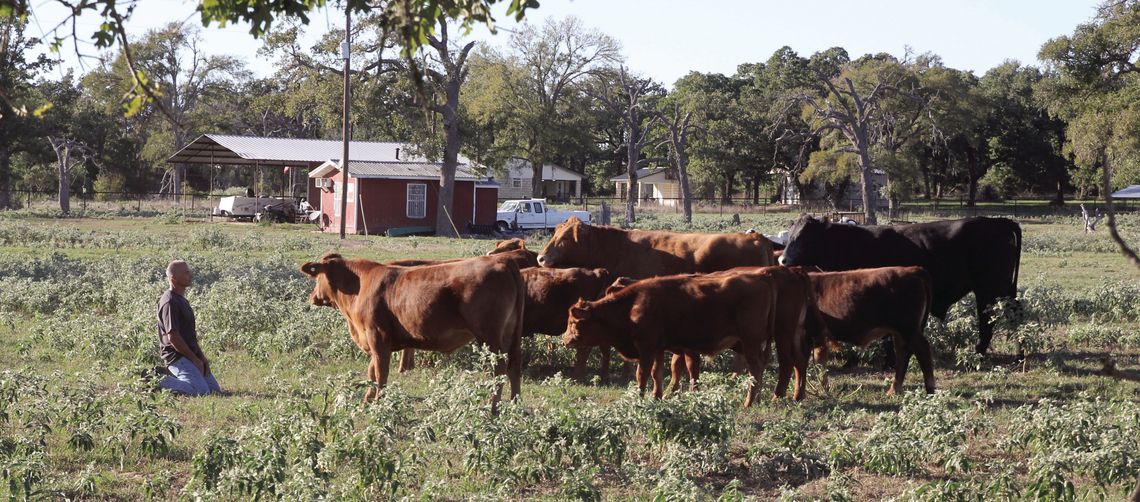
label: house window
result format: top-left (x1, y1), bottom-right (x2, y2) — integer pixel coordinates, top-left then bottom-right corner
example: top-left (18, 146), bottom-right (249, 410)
top-left (511, 178), bottom-right (522, 188)
top-left (407, 183), bottom-right (426, 218)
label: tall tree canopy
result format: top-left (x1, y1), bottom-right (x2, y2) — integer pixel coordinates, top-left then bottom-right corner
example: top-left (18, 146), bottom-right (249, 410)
top-left (1039, 0), bottom-right (1140, 269)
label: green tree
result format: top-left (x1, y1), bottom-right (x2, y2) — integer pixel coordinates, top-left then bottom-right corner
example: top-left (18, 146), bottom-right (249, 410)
top-left (912, 64), bottom-right (989, 204)
top-left (0, 16), bottom-right (53, 208)
top-left (474, 17), bottom-right (620, 197)
top-left (979, 62), bottom-right (1070, 204)
top-left (797, 50), bottom-right (920, 224)
top-left (1039, 0), bottom-right (1140, 270)
top-left (1, 0), bottom-right (538, 120)
top-left (757, 47), bottom-right (818, 205)
top-left (92, 23), bottom-right (250, 196)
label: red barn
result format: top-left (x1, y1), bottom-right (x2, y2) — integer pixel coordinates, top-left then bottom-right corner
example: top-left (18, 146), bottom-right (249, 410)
top-left (309, 160), bottom-right (499, 236)
top-left (167, 134), bottom-right (499, 236)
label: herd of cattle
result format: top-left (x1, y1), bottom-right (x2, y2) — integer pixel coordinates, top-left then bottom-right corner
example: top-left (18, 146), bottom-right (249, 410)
top-left (300, 214), bottom-right (1022, 406)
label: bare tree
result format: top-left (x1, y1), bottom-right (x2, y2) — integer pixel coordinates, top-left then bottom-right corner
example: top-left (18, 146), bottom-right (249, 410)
top-left (660, 101), bottom-right (701, 224)
top-left (501, 17), bottom-right (621, 197)
top-left (795, 59), bottom-right (915, 224)
top-left (588, 67), bottom-right (664, 223)
top-left (47, 137), bottom-right (97, 215)
top-left (419, 23), bottom-right (476, 237)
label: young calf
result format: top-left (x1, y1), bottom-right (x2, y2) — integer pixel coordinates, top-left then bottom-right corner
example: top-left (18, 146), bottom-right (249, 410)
top-left (619, 267), bottom-right (818, 402)
top-left (563, 271), bottom-right (776, 407)
top-left (796, 266), bottom-right (936, 395)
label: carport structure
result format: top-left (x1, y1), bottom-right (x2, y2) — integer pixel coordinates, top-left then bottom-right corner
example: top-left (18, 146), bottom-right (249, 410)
top-left (168, 134), bottom-right (427, 212)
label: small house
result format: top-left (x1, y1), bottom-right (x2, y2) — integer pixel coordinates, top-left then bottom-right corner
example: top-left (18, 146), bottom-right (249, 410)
top-left (498, 157), bottom-right (584, 201)
top-left (308, 160), bottom-right (498, 235)
top-left (611, 168), bottom-right (682, 207)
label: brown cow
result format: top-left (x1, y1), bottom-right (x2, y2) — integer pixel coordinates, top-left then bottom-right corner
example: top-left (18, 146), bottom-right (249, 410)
top-left (539, 216), bottom-right (775, 380)
top-left (519, 267), bottom-right (614, 381)
top-left (563, 271), bottom-right (777, 407)
top-left (486, 237), bottom-right (531, 256)
top-left (385, 246), bottom-right (537, 372)
top-left (787, 266), bottom-right (936, 396)
top-left (538, 217), bottom-right (774, 275)
top-left (388, 245), bottom-right (539, 270)
top-left (607, 267), bottom-right (817, 401)
top-left (301, 253), bottom-right (525, 405)
top-left (488, 238), bottom-right (623, 381)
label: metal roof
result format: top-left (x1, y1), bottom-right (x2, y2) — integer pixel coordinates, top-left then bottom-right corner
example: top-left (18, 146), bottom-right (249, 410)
top-left (310, 160), bottom-right (481, 181)
top-left (167, 134), bottom-right (472, 167)
top-left (1112, 185), bottom-right (1140, 199)
top-left (610, 168), bottom-right (673, 182)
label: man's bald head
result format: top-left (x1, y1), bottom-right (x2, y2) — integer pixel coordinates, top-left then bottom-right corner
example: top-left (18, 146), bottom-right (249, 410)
top-left (166, 260), bottom-right (193, 292)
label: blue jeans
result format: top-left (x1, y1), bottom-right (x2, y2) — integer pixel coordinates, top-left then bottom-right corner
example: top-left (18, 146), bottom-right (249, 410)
top-left (159, 357), bottom-right (222, 396)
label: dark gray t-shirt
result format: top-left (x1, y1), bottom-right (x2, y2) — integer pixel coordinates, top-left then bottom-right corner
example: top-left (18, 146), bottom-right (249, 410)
top-left (156, 289), bottom-right (203, 366)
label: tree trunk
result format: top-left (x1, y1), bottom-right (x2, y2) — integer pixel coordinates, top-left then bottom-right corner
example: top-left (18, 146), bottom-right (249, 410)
top-left (0, 149), bottom-right (10, 209)
top-left (857, 147), bottom-right (878, 225)
top-left (435, 83), bottom-right (461, 238)
top-left (721, 174), bottom-right (733, 205)
top-left (57, 147), bottom-right (71, 216)
top-left (172, 128), bottom-right (186, 200)
top-left (920, 157), bottom-right (931, 200)
top-left (625, 139), bottom-right (639, 224)
top-left (531, 158), bottom-right (544, 198)
top-left (678, 153), bottom-right (693, 225)
top-left (1052, 181), bottom-right (1065, 206)
top-left (884, 174), bottom-right (895, 220)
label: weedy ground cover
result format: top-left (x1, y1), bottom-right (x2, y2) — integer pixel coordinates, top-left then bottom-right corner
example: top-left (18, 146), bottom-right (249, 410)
top-left (0, 211), bottom-right (1137, 500)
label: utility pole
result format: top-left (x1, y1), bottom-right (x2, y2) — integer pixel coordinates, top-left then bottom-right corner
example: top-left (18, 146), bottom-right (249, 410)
top-left (338, 9), bottom-right (352, 239)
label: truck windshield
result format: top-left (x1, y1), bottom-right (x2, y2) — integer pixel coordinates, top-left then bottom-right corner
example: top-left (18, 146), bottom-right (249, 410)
top-left (498, 201), bottom-right (519, 212)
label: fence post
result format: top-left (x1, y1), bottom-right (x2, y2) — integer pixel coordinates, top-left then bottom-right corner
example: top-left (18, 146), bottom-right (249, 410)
top-left (137, 193), bottom-right (142, 212)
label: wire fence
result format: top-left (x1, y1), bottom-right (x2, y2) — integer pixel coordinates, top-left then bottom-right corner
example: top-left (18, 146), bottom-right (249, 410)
top-left (0, 189), bottom-right (299, 218)
top-left (4, 189), bottom-right (1135, 222)
top-left (547, 195), bottom-right (1138, 221)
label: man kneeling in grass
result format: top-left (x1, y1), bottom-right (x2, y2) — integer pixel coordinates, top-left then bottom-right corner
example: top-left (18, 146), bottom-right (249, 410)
top-left (155, 260), bottom-right (221, 396)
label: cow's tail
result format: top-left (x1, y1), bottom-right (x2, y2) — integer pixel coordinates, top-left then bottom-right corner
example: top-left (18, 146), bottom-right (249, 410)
top-left (507, 260), bottom-right (526, 349)
top-left (919, 269), bottom-right (934, 335)
top-left (1011, 222), bottom-right (1022, 293)
top-left (800, 271), bottom-right (826, 351)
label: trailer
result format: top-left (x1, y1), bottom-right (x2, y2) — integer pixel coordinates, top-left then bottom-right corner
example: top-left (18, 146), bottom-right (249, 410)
top-left (213, 196), bottom-right (297, 222)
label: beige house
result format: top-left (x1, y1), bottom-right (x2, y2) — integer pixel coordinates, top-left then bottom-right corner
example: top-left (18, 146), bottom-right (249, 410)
top-left (611, 168), bottom-right (681, 207)
top-left (778, 168), bottom-right (888, 209)
top-left (497, 157), bottom-right (584, 200)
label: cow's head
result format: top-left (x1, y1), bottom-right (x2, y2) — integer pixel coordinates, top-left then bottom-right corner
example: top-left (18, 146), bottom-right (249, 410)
top-left (780, 214), bottom-right (827, 266)
top-left (538, 216), bottom-right (588, 268)
top-left (300, 253), bottom-right (360, 309)
top-left (486, 238), bottom-right (527, 256)
top-left (563, 299), bottom-right (607, 348)
top-left (603, 276), bottom-right (637, 296)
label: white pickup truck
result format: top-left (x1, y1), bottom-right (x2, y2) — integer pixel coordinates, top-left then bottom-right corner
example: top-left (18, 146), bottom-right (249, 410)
top-left (495, 199), bottom-right (592, 232)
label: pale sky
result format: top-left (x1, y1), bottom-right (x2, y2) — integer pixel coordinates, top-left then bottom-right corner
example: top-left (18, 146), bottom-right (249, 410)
top-left (28, 0), bottom-right (1102, 88)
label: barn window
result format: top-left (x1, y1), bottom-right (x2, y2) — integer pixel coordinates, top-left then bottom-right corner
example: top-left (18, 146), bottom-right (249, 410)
top-left (407, 183), bottom-right (427, 218)
top-left (511, 178), bottom-right (522, 188)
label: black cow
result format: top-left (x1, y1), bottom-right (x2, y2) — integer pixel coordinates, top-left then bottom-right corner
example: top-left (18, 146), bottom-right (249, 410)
top-left (779, 215), bottom-right (1021, 354)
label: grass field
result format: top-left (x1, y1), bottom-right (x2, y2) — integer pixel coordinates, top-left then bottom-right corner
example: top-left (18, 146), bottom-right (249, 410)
top-left (1, 207), bottom-right (1138, 501)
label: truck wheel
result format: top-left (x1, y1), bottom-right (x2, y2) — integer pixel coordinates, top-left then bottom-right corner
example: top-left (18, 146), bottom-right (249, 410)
top-left (496, 221), bottom-right (511, 233)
